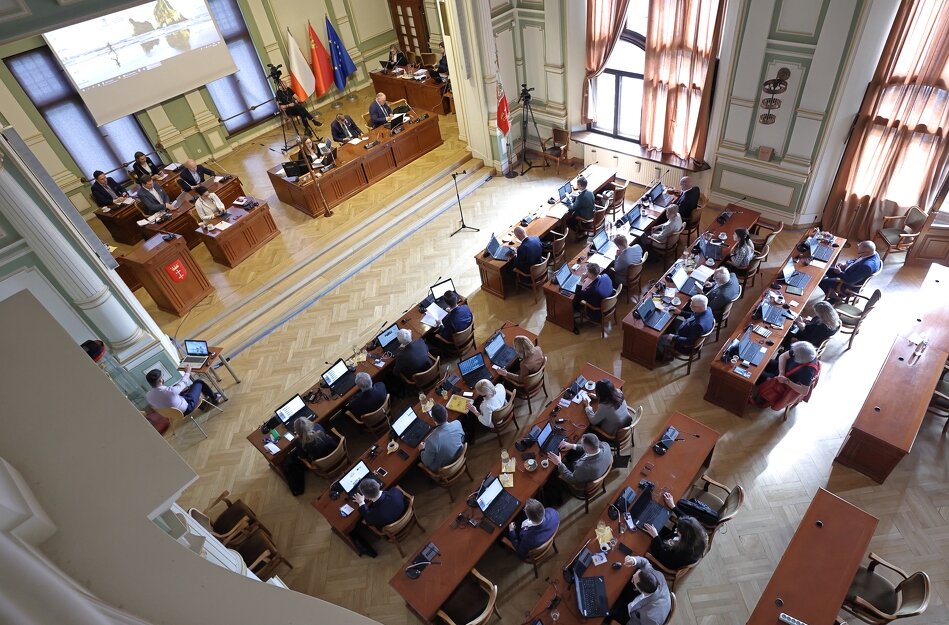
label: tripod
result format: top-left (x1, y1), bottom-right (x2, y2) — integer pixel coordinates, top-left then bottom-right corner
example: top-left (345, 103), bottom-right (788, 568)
top-left (449, 170), bottom-right (479, 237)
top-left (517, 84), bottom-right (548, 176)
top-left (267, 64), bottom-right (303, 153)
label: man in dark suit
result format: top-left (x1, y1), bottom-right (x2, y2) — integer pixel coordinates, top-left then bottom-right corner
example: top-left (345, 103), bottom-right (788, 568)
top-left (331, 113), bottom-right (364, 142)
top-left (657, 294), bottom-right (714, 362)
top-left (369, 92), bottom-right (393, 128)
top-left (436, 41), bottom-right (448, 74)
top-left (573, 263), bottom-right (613, 319)
top-left (510, 226), bottom-right (543, 271)
top-left (506, 498), bottom-right (559, 559)
top-left (672, 176), bottom-right (700, 222)
top-left (177, 159), bottom-right (215, 192)
top-left (354, 478), bottom-right (406, 528)
top-left (346, 372), bottom-right (387, 418)
top-left (564, 175), bottom-right (596, 232)
top-left (392, 329), bottom-right (431, 380)
top-left (90, 170), bottom-right (127, 207)
top-left (137, 175), bottom-right (173, 215)
top-left (131, 151), bottom-right (161, 182)
top-left (437, 291), bottom-right (473, 341)
top-left (818, 240), bottom-right (882, 299)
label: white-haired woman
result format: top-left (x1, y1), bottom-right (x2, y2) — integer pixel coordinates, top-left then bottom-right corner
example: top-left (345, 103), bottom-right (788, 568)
top-left (463, 378), bottom-right (506, 442)
top-left (754, 341), bottom-right (821, 410)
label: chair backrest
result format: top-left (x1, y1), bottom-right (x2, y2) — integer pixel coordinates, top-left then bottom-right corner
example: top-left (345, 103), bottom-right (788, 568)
top-left (452, 323), bottom-right (476, 353)
top-left (155, 407), bottom-right (186, 434)
top-left (862, 289), bottom-right (882, 315)
top-left (715, 300), bottom-right (734, 324)
top-left (312, 428), bottom-right (349, 475)
top-left (904, 206), bottom-right (928, 232)
top-left (716, 484), bottom-right (744, 524)
top-left (491, 389), bottom-right (516, 430)
top-left (362, 112), bottom-right (372, 127)
top-left (601, 285), bottom-right (621, 316)
top-left (519, 357), bottom-right (548, 394)
top-left (468, 568), bottom-right (499, 625)
top-left (421, 52), bottom-right (437, 66)
top-left (578, 454), bottom-right (613, 498)
top-left (627, 258), bottom-right (646, 285)
top-left (685, 207), bottom-right (702, 229)
top-left (438, 442), bottom-right (469, 481)
top-left (894, 571), bottom-right (931, 616)
top-left (357, 395), bottom-right (391, 430)
top-left (662, 592), bottom-right (677, 625)
top-left (413, 355), bottom-right (442, 391)
top-left (390, 98), bottom-right (408, 111)
top-left (689, 326), bottom-right (715, 354)
top-left (380, 487), bottom-right (416, 538)
top-left (530, 255), bottom-right (550, 281)
top-left (406, 50), bottom-right (417, 65)
top-left (525, 523), bottom-right (560, 563)
top-left (549, 231), bottom-right (567, 256)
top-left (592, 207), bottom-right (607, 230)
top-left (552, 128), bottom-right (570, 154)
top-left (609, 181), bottom-right (628, 211)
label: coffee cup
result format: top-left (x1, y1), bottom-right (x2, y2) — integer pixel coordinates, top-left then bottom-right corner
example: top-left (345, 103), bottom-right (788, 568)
top-left (541, 458), bottom-right (550, 469)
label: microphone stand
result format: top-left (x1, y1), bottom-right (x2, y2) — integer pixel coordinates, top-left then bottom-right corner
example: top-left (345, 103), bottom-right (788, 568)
top-left (449, 170), bottom-right (478, 237)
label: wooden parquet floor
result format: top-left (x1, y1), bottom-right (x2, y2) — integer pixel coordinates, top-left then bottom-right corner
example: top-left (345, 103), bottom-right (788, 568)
top-left (133, 113), bottom-right (949, 624)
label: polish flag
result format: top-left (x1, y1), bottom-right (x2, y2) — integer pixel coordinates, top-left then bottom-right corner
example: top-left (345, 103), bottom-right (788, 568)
top-left (286, 28), bottom-right (315, 101)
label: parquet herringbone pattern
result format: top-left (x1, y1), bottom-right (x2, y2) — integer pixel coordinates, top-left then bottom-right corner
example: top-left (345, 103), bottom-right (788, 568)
top-left (122, 98), bottom-right (948, 623)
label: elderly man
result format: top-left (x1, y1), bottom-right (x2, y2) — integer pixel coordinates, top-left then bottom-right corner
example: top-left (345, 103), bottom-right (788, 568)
top-left (671, 176), bottom-right (700, 222)
top-left (705, 267), bottom-right (740, 315)
top-left (547, 432), bottom-right (612, 486)
top-left (608, 556), bottom-right (672, 625)
top-left (611, 234), bottom-right (644, 287)
top-left (177, 159), bottom-right (215, 192)
top-left (369, 92), bottom-right (393, 128)
top-left (646, 205), bottom-right (683, 253)
top-left (656, 293), bottom-right (714, 362)
top-left (392, 328), bottom-right (432, 381)
top-left (818, 240), bottom-right (881, 300)
top-left (509, 226), bottom-right (543, 271)
top-left (345, 372), bottom-right (386, 418)
top-left (137, 175), bottom-right (173, 215)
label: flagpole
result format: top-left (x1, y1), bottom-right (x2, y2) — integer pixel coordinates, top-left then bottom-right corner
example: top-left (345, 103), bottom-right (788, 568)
top-left (494, 46), bottom-right (517, 179)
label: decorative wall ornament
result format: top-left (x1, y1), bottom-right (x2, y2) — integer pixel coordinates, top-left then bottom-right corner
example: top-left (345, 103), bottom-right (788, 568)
top-left (759, 67), bottom-right (791, 124)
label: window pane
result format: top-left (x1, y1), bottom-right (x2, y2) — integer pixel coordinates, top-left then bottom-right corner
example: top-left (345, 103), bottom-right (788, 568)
top-left (626, 0), bottom-right (649, 34)
top-left (592, 73), bottom-right (617, 133)
top-left (618, 76), bottom-right (643, 140)
top-left (207, 0), bottom-right (243, 40)
top-left (101, 116), bottom-right (153, 167)
top-left (7, 50), bottom-right (72, 107)
top-left (45, 100), bottom-right (120, 180)
top-left (605, 40), bottom-right (645, 74)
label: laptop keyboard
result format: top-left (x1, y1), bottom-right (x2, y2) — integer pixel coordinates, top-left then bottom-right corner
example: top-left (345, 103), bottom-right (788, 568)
top-left (738, 339), bottom-right (766, 365)
top-left (785, 271), bottom-right (810, 289)
top-left (485, 491), bottom-right (520, 526)
top-left (813, 244), bottom-right (834, 261)
top-left (491, 345), bottom-right (517, 369)
top-left (576, 576), bottom-right (608, 618)
top-left (636, 500), bottom-right (669, 528)
top-left (400, 420), bottom-right (433, 448)
top-left (646, 310), bottom-right (673, 330)
top-left (762, 306), bottom-right (788, 325)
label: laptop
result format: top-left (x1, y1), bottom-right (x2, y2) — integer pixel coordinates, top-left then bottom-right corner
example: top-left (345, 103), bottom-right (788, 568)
top-left (807, 237), bottom-right (835, 262)
top-left (592, 230), bottom-right (617, 259)
top-left (458, 353), bottom-right (492, 388)
top-left (636, 297), bottom-right (674, 331)
top-left (536, 421), bottom-right (566, 454)
top-left (652, 183), bottom-right (676, 207)
top-left (736, 328), bottom-right (767, 365)
top-left (338, 460), bottom-right (371, 494)
top-left (781, 261), bottom-right (811, 289)
top-left (379, 60), bottom-right (395, 72)
top-left (431, 278), bottom-right (456, 305)
top-left (321, 359), bottom-right (357, 395)
top-left (557, 181), bottom-right (573, 201)
top-left (484, 332), bottom-right (517, 369)
top-left (554, 264), bottom-right (581, 294)
top-left (566, 548), bottom-right (609, 618)
top-left (628, 483), bottom-right (672, 531)
top-left (476, 477), bottom-right (521, 526)
top-left (486, 234), bottom-right (514, 261)
top-left (385, 113), bottom-right (407, 130)
top-left (392, 406), bottom-right (432, 448)
top-left (376, 323), bottom-right (400, 351)
top-left (670, 265), bottom-right (704, 297)
top-left (625, 205), bottom-right (652, 232)
top-left (181, 339), bottom-right (211, 367)
top-left (759, 301), bottom-right (790, 326)
top-left (275, 394), bottom-right (315, 425)
top-left (282, 160), bottom-right (308, 177)
top-left (699, 236), bottom-right (725, 261)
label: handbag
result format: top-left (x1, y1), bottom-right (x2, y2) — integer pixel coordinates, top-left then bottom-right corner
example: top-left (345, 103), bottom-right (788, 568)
top-left (757, 362), bottom-right (820, 410)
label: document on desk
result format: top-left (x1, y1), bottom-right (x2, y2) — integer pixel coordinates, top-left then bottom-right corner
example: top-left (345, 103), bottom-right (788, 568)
top-left (348, 138), bottom-right (364, 145)
top-left (588, 252), bottom-right (612, 269)
top-left (810, 259), bottom-right (828, 269)
top-left (264, 442), bottom-right (280, 455)
top-left (214, 221), bottom-right (232, 231)
top-left (421, 302), bottom-right (448, 327)
top-left (213, 176), bottom-right (224, 183)
top-left (690, 265), bottom-right (714, 283)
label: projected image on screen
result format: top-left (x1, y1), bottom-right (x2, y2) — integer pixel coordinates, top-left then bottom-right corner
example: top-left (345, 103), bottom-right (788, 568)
top-left (44, 0), bottom-right (237, 125)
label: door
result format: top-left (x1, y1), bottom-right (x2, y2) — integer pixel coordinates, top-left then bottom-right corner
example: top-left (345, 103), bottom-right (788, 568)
top-left (388, 0), bottom-right (430, 57)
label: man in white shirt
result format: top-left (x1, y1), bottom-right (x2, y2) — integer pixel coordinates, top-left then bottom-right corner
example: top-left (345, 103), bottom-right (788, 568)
top-left (647, 205), bottom-right (683, 248)
top-left (145, 366), bottom-right (221, 415)
top-left (610, 556), bottom-right (671, 625)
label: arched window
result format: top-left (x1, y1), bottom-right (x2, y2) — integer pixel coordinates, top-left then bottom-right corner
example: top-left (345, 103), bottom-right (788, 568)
top-left (590, 3), bottom-right (648, 141)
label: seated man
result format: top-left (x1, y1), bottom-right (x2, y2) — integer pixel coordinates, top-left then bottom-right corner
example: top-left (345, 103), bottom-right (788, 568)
top-left (436, 41), bottom-right (449, 75)
top-left (573, 263), bottom-right (613, 321)
top-left (611, 234), bottom-right (644, 288)
top-left (608, 556), bottom-right (672, 625)
top-left (145, 365), bottom-right (222, 415)
top-left (564, 175), bottom-right (596, 232)
top-left (510, 225), bottom-right (542, 272)
top-left (177, 159), bottom-right (215, 192)
top-left (392, 328), bottom-right (432, 380)
top-left (435, 291), bottom-right (473, 342)
top-left (656, 294), bottom-right (714, 362)
top-left (506, 498), bottom-right (559, 559)
top-left (704, 267), bottom-right (740, 316)
top-left (547, 433), bottom-right (612, 486)
top-left (369, 92), bottom-right (394, 129)
top-left (818, 240), bottom-right (881, 300)
top-left (419, 404), bottom-right (465, 471)
top-left (346, 372), bottom-right (386, 418)
top-left (330, 113), bottom-right (364, 142)
top-left (137, 175), bottom-right (173, 215)
top-left (670, 176), bottom-right (700, 223)
top-left (644, 205), bottom-right (683, 254)
top-left (90, 170), bottom-right (128, 207)
top-left (354, 478), bottom-right (406, 528)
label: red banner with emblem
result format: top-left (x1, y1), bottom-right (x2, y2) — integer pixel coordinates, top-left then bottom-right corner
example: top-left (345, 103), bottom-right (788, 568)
top-left (164, 259), bottom-right (188, 283)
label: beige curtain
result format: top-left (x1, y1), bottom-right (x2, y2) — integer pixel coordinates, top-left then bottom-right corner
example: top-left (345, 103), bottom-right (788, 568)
top-left (823, 0), bottom-right (949, 240)
top-left (582, 0), bottom-right (632, 124)
top-left (640, 0), bottom-right (724, 161)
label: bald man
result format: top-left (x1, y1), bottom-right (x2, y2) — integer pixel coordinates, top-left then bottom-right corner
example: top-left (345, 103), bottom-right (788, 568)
top-left (177, 159), bottom-right (215, 192)
top-left (509, 226), bottom-right (543, 271)
top-left (369, 92), bottom-right (393, 128)
top-left (672, 176), bottom-right (700, 222)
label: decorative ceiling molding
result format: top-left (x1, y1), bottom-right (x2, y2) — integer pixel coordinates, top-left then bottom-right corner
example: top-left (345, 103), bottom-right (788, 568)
top-left (0, 0), bottom-right (30, 23)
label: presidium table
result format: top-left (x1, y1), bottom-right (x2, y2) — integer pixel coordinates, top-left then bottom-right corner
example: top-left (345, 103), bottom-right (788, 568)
top-left (268, 113), bottom-right (443, 218)
top-left (370, 70), bottom-right (450, 114)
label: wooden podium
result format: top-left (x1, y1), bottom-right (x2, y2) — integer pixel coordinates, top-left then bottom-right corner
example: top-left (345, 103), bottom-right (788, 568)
top-left (119, 234), bottom-right (213, 316)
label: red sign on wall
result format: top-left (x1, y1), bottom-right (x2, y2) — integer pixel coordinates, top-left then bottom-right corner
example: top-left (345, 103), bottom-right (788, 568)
top-left (164, 259), bottom-right (188, 283)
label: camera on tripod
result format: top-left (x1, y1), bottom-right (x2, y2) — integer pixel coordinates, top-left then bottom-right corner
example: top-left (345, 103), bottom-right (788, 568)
top-left (267, 63), bottom-right (283, 82)
top-left (517, 83), bottom-right (534, 104)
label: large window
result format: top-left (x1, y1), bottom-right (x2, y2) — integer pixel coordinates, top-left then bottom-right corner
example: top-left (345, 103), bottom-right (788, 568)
top-left (206, 0), bottom-right (278, 134)
top-left (590, 3), bottom-right (649, 141)
top-left (6, 48), bottom-right (155, 184)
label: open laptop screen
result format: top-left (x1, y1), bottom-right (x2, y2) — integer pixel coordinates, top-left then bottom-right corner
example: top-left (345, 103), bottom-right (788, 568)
top-left (670, 266), bottom-right (689, 290)
top-left (477, 478), bottom-right (503, 511)
top-left (486, 235), bottom-right (501, 255)
top-left (637, 297), bottom-right (657, 319)
top-left (484, 332), bottom-right (505, 360)
top-left (184, 339), bottom-right (209, 356)
top-left (558, 181), bottom-right (572, 200)
top-left (339, 460), bottom-right (370, 493)
top-left (276, 395), bottom-right (306, 423)
top-left (592, 230), bottom-right (609, 251)
top-left (377, 324), bottom-right (399, 348)
top-left (431, 278), bottom-right (455, 301)
top-left (555, 264), bottom-right (571, 285)
top-left (321, 359), bottom-right (349, 386)
top-left (782, 261), bottom-right (796, 281)
top-left (536, 421), bottom-right (553, 448)
top-left (458, 353), bottom-right (485, 376)
top-left (392, 407), bottom-right (417, 436)
top-left (649, 183), bottom-right (664, 201)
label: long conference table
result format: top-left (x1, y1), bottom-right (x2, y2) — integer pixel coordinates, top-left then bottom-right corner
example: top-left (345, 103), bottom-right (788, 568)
top-left (370, 70), bottom-right (450, 114)
top-left (834, 262), bottom-right (949, 482)
top-left (704, 228), bottom-right (846, 417)
top-left (527, 411), bottom-right (719, 625)
top-left (268, 113), bottom-right (443, 218)
top-left (474, 164), bottom-right (617, 299)
top-left (389, 363), bottom-right (623, 623)
top-left (620, 204), bottom-right (760, 366)
top-left (312, 323), bottom-right (536, 553)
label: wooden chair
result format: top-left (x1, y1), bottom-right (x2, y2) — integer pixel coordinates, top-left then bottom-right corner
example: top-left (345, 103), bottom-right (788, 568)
top-left (489, 389), bottom-right (518, 446)
top-left (420, 52), bottom-right (437, 67)
top-left (646, 552), bottom-right (702, 591)
top-left (406, 50), bottom-right (418, 65)
top-left (390, 98), bottom-right (408, 112)
top-left (736, 246), bottom-right (767, 294)
top-left (235, 527), bottom-right (293, 581)
top-left (411, 355), bottom-right (442, 394)
top-left (751, 218), bottom-right (784, 260)
top-left (592, 404), bottom-right (642, 457)
top-left (683, 474), bottom-right (744, 548)
top-left (433, 323), bottom-right (476, 359)
top-left (824, 264), bottom-right (882, 305)
top-left (368, 486), bottom-right (426, 557)
top-left (925, 363), bottom-right (949, 435)
top-left (834, 289), bottom-right (882, 349)
top-left (663, 592), bottom-right (677, 625)
top-left (604, 180), bottom-right (629, 221)
top-left (419, 443), bottom-right (473, 501)
top-left (514, 254), bottom-right (550, 303)
top-left (781, 372), bottom-right (820, 422)
top-left (540, 128), bottom-right (571, 175)
top-left (874, 206), bottom-right (927, 262)
top-left (578, 285), bottom-right (622, 338)
top-left (501, 522), bottom-right (560, 579)
top-left (435, 567), bottom-right (500, 625)
top-left (299, 428), bottom-right (350, 480)
top-left (842, 552), bottom-right (931, 624)
top-left (624, 252), bottom-right (648, 303)
top-left (547, 230), bottom-right (567, 270)
top-left (564, 454), bottom-right (613, 514)
top-left (188, 490), bottom-right (269, 548)
top-left (346, 394), bottom-right (391, 436)
top-left (156, 406), bottom-right (208, 439)
top-left (510, 356), bottom-right (548, 413)
top-left (682, 201), bottom-right (703, 243)
top-left (713, 287), bottom-right (742, 342)
top-left (650, 232), bottom-right (681, 266)
top-left (362, 112), bottom-right (372, 128)
top-left (671, 326), bottom-right (715, 375)
top-left (574, 206), bottom-right (607, 241)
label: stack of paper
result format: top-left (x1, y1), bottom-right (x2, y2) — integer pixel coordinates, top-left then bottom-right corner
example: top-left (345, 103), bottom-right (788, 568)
top-left (213, 176), bottom-right (224, 183)
top-left (264, 442), bottom-right (280, 455)
top-left (690, 264), bottom-right (714, 283)
top-left (215, 221), bottom-right (232, 231)
top-left (446, 395), bottom-right (470, 413)
top-left (421, 302), bottom-right (448, 327)
top-left (348, 138), bottom-right (363, 145)
top-left (167, 163), bottom-right (180, 170)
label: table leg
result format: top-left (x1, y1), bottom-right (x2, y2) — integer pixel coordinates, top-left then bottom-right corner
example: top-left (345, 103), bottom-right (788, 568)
top-left (217, 354), bottom-right (242, 384)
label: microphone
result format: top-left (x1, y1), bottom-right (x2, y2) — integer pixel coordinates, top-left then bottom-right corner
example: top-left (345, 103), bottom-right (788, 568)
top-left (451, 170), bottom-right (467, 178)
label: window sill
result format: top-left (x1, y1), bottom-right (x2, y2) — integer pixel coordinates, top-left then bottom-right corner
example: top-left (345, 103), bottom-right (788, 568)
top-left (572, 131), bottom-right (710, 173)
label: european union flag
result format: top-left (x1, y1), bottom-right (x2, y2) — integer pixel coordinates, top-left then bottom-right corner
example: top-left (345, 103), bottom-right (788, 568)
top-left (326, 18), bottom-right (357, 91)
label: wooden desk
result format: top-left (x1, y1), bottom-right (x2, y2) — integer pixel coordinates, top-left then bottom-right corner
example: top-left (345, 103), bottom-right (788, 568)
top-left (389, 363), bottom-right (623, 622)
top-left (141, 176), bottom-right (246, 248)
top-left (620, 205), bottom-right (760, 368)
top-left (196, 202), bottom-right (279, 268)
top-left (151, 166), bottom-right (183, 200)
top-left (118, 233), bottom-right (213, 316)
top-left (311, 324), bottom-right (537, 552)
top-left (475, 164), bottom-right (617, 299)
top-left (371, 70), bottom-right (449, 114)
top-left (177, 345), bottom-right (237, 401)
top-left (268, 114), bottom-right (443, 218)
top-left (527, 412), bottom-right (720, 625)
top-left (748, 488), bottom-right (877, 625)
top-left (95, 200), bottom-right (145, 245)
top-left (704, 229), bottom-right (844, 417)
top-left (901, 262), bottom-right (949, 353)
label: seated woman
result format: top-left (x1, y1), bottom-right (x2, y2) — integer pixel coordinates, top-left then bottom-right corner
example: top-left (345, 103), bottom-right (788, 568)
top-left (754, 341), bottom-right (821, 410)
top-left (584, 379), bottom-right (631, 436)
top-left (783, 300), bottom-right (840, 350)
top-left (495, 336), bottom-right (544, 385)
top-left (462, 378), bottom-right (506, 443)
top-left (283, 419), bottom-right (338, 496)
top-left (642, 497), bottom-right (708, 570)
top-left (723, 227), bottom-right (755, 272)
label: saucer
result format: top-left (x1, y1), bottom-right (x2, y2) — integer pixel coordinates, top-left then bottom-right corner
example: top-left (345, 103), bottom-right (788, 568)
top-left (705, 258), bottom-right (715, 266)
top-left (584, 381), bottom-right (596, 391)
top-left (672, 297), bottom-right (682, 306)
